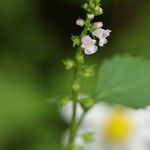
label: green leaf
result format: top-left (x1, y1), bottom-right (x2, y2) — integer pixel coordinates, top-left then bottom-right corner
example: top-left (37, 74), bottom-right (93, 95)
top-left (95, 55), bottom-right (150, 108)
top-left (47, 95), bottom-right (69, 104)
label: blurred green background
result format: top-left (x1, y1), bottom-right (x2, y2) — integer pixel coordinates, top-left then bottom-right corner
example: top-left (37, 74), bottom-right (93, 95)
top-left (0, 0), bottom-right (150, 149)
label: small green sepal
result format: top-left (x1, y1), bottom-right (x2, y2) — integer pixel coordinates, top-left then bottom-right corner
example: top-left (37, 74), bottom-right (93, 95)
top-left (72, 82), bottom-right (80, 92)
top-left (63, 59), bottom-right (75, 70)
top-left (71, 35), bottom-right (81, 47)
top-left (82, 132), bottom-right (94, 143)
top-left (81, 98), bottom-right (95, 111)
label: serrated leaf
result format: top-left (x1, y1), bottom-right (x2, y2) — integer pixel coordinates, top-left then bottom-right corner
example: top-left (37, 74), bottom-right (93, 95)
top-left (95, 55), bottom-right (150, 108)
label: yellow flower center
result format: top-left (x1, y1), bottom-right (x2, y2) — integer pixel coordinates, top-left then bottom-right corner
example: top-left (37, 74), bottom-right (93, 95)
top-left (87, 44), bottom-right (92, 49)
top-left (105, 111), bottom-right (133, 143)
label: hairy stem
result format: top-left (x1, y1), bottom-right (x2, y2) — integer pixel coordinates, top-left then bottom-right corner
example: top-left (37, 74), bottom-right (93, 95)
top-left (68, 59), bottom-right (80, 150)
top-left (68, 18), bottom-right (92, 150)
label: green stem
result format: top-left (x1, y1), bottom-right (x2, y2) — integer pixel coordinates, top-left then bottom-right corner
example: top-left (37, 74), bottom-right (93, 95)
top-left (77, 112), bottom-right (86, 129)
top-left (68, 18), bottom-right (92, 150)
top-left (68, 102), bottom-right (77, 149)
top-left (68, 106), bottom-right (86, 150)
top-left (68, 60), bottom-right (80, 150)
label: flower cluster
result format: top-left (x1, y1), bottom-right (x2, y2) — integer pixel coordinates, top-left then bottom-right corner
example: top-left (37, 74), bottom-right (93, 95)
top-left (93, 23), bottom-right (111, 47)
top-left (83, 22), bottom-right (111, 55)
top-left (62, 1), bottom-right (112, 149)
top-left (73, 0), bottom-right (111, 56)
top-left (76, 19), bottom-right (111, 55)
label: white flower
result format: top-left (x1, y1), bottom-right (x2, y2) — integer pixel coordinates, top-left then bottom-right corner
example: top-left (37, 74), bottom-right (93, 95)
top-left (81, 35), bottom-right (98, 55)
top-left (60, 101), bottom-right (84, 124)
top-left (76, 18), bottom-right (85, 27)
top-left (94, 22), bottom-right (103, 29)
top-left (60, 95), bottom-right (87, 123)
top-left (93, 28), bottom-right (111, 47)
top-left (81, 104), bottom-right (150, 150)
top-left (61, 102), bottom-right (150, 150)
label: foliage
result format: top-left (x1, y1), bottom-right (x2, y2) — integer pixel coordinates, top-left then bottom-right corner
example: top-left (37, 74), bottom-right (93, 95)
top-left (95, 55), bottom-right (150, 108)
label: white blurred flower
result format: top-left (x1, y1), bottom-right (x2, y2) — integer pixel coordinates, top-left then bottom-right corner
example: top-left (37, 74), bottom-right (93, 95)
top-left (93, 28), bottom-right (111, 47)
top-left (81, 35), bottom-right (98, 55)
top-left (60, 101), bottom-right (84, 124)
top-left (76, 18), bottom-right (85, 27)
top-left (61, 102), bottom-right (150, 150)
top-left (60, 95), bottom-right (87, 123)
top-left (81, 104), bottom-right (150, 150)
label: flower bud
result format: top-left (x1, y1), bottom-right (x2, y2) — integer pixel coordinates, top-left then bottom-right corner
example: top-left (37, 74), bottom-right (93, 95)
top-left (72, 82), bottom-right (80, 91)
top-left (94, 22), bottom-right (103, 29)
top-left (89, 1), bottom-right (95, 9)
top-left (83, 66), bottom-right (95, 78)
top-left (82, 132), bottom-right (94, 143)
top-left (76, 18), bottom-right (85, 27)
top-left (76, 53), bottom-right (84, 64)
top-left (87, 13), bottom-right (95, 20)
top-left (63, 59), bottom-right (74, 70)
top-left (83, 3), bottom-right (88, 10)
top-left (81, 98), bottom-right (94, 111)
top-left (71, 35), bottom-right (80, 47)
top-left (95, 6), bottom-right (103, 15)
